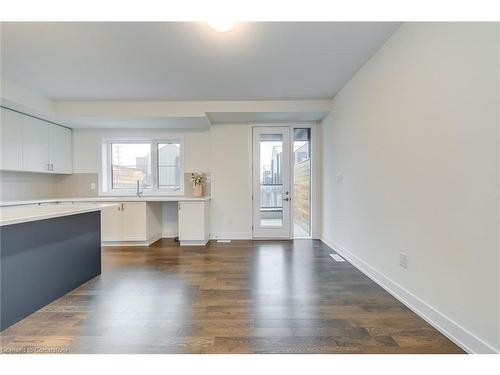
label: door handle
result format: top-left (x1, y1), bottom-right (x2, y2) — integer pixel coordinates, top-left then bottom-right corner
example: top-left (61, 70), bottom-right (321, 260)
top-left (282, 197), bottom-right (290, 202)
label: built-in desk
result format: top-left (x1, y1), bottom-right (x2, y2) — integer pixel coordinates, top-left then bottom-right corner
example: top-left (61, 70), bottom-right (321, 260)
top-left (0, 196), bottom-right (211, 247)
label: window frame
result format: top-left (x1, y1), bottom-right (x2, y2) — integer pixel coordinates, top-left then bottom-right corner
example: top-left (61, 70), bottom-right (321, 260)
top-left (101, 137), bottom-right (184, 196)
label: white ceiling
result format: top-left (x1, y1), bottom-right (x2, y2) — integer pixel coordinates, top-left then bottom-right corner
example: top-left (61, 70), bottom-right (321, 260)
top-left (1, 22), bottom-right (400, 101)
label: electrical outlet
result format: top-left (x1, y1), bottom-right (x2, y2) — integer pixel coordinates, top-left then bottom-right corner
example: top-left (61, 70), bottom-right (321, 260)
top-left (336, 173), bottom-right (344, 183)
top-left (400, 253), bottom-right (408, 269)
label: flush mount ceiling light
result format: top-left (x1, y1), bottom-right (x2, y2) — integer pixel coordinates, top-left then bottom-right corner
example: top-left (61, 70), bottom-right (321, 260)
top-left (207, 20), bottom-right (235, 32)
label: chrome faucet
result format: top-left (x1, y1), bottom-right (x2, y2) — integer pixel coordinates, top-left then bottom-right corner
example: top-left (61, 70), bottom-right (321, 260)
top-left (136, 180), bottom-right (143, 197)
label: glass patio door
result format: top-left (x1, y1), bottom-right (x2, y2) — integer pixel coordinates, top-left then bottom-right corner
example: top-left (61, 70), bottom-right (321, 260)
top-left (252, 127), bottom-right (291, 238)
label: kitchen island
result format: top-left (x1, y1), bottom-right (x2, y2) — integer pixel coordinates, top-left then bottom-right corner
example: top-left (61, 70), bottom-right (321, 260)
top-left (0, 203), bottom-right (115, 331)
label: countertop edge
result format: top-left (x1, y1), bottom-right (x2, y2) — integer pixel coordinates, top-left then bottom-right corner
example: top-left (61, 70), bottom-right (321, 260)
top-left (0, 196), bottom-right (212, 207)
top-left (0, 203), bottom-right (119, 227)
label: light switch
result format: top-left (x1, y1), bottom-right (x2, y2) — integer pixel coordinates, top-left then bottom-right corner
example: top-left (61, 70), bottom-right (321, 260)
top-left (400, 253), bottom-right (408, 269)
top-left (336, 173), bottom-right (344, 183)
top-left (90, 182), bottom-right (96, 190)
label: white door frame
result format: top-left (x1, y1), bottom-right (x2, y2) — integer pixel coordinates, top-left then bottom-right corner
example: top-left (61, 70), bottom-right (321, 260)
top-left (251, 123), bottom-right (317, 240)
top-left (252, 126), bottom-right (291, 238)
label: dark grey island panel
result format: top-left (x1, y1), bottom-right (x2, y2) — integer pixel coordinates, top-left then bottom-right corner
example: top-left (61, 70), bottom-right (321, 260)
top-left (1, 211), bottom-right (101, 331)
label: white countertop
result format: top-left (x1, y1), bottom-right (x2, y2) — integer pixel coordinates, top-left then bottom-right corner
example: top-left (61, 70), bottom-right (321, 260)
top-left (0, 203), bottom-right (119, 226)
top-left (0, 195), bottom-right (211, 207)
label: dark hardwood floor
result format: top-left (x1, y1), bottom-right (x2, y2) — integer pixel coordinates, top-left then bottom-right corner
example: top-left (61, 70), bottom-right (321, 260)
top-left (0, 239), bottom-right (464, 354)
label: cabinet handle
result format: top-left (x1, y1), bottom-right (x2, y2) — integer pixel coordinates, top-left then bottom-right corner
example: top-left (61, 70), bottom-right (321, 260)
top-left (121, 203), bottom-right (124, 210)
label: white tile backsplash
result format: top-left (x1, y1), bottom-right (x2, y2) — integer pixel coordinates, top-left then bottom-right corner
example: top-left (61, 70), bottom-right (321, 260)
top-left (0, 171), bottom-right (58, 201)
top-left (56, 173), bottom-right (99, 198)
top-left (0, 171), bottom-right (211, 202)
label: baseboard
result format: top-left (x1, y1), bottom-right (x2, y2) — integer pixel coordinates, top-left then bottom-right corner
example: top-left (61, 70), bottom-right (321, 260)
top-left (211, 232), bottom-right (252, 240)
top-left (162, 232), bottom-right (253, 242)
top-left (161, 231), bottom-right (177, 239)
top-left (102, 241), bottom-right (150, 247)
top-left (180, 239), bottom-right (209, 246)
top-left (147, 233), bottom-right (162, 245)
top-left (101, 233), bottom-right (162, 247)
top-left (321, 236), bottom-right (498, 354)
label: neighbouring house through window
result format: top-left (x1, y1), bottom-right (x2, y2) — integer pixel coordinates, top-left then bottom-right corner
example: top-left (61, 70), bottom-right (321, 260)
top-left (102, 139), bottom-right (183, 194)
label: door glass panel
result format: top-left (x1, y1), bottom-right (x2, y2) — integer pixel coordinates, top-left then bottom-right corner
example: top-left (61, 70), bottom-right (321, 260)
top-left (293, 128), bottom-right (311, 237)
top-left (260, 134), bottom-right (283, 226)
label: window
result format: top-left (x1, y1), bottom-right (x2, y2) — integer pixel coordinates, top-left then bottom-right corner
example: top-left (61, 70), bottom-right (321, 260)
top-left (293, 128), bottom-right (311, 237)
top-left (157, 142), bottom-right (181, 190)
top-left (293, 128), bottom-right (310, 163)
top-left (103, 139), bottom-right (183, 194)
top-left (111, 143), bottom-right (152, 190)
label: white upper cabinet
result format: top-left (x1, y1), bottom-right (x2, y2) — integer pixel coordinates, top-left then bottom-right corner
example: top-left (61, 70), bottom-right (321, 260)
top-left (0, 108), bottom-right (23, 171)
top-left (0, 107), bottom-right (72, 174)
top-left (49, 124), bottom-right (72, 174)
top-left (21, 115), bottom-right (50, 172)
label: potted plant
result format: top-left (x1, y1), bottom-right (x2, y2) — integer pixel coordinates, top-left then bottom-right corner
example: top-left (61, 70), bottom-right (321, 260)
top-left (191, 173), bottom-right (204, 197)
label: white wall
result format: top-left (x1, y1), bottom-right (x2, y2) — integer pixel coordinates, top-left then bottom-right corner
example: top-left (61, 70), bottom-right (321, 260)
top-left (210, 124), bottom-right (252, 239)
top-left (321, 23), bottom-right (499, 353)
top-left (72, 125), bottom-right (252, 238)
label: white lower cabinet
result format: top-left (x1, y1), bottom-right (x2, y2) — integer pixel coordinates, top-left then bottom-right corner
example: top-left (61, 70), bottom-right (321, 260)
top-left (100, 203), bottom-right (123, 241)
top-left (121, 202), bottom-right (148, 241)
top-left (100, 202), bottom-right (162, 245)
top-left (178, 201), bottom-right (210, 246)
top-left (99, 199), bottom-right (210, 247)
